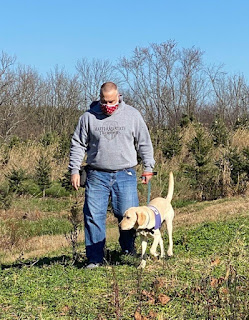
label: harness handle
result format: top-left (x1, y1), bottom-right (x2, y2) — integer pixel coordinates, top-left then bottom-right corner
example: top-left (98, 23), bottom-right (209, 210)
top-left (141, 172), bottom-right (157, 177)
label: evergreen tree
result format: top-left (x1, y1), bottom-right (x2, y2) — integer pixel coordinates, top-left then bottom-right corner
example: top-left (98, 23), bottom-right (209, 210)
top-left (183, 125), bottom-right (219, 200)
top-left (162, 128), bottom-right (182, 159)
top-left (35, 155), bottom-right (52, 197)
top-left (7, 168), bottom-right (27, 194)
top-left (211, 116), bottom-right (229, 147)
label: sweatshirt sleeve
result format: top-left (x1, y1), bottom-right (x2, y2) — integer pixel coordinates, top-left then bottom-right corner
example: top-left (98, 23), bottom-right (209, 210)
top-left (68, 114), bottom-right (89, 175)
top-left (134, 112), bottom-right (155, 172)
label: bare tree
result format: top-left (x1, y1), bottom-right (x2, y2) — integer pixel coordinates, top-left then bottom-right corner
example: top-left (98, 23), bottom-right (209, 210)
top-left (12, 65), bottom-right (45, 138)
top-left (179, 47), bottom-right (207, 118)
top-left (226, 74), bottom-right (249, 124)
top-left (207, 65), bottom-right (249, 126)
top-left (0, 52), bottom-right (19, 141)
top-left (42, 66), bottom-right (83, 134)
top-left (1, 46), bottom-right (249, 141)
top-left (117, 41), bottom-right (178, 127)
top-left (76, 58), bottom-right (119, 106)
top-left (0, 51), bottom-right (16, 97)
top-left (117, 41), bottom-right (207, 128)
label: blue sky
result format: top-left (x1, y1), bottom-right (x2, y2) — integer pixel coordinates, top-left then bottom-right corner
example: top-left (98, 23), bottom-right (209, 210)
top-left (1, 0), bottom-right (249, 80)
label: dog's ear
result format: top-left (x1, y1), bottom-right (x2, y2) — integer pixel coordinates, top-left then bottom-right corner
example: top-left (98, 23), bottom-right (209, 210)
top-left (136, 211), bottom-right (146, 226)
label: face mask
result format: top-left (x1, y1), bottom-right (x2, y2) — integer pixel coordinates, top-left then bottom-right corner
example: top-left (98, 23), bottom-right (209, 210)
top-left (100, 102), bottom-right (119, 115)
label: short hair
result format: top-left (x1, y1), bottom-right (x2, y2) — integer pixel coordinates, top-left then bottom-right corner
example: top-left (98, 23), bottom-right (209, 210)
top-left (100, 82), bottom-right (118, 95)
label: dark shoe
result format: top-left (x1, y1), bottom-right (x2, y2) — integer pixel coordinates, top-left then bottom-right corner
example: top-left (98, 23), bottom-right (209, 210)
top-left (122, 249), bottom-right (137, 256)
top-left (86, 263), bottom-right (100, 269)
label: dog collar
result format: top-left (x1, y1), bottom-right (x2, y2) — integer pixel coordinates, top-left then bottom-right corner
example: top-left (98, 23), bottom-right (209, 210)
top-left (147, 205), bottom-right (161, 230)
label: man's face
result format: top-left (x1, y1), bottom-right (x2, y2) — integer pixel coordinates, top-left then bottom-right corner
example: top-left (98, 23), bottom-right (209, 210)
top-left (100, 89), bottom-right (119, 105)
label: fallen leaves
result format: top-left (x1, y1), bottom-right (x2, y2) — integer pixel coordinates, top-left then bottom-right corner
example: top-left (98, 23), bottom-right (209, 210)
top-left (210, 277), bottom-right (225, 288)
top-left (141, 289), bottom-right (155, 304)
top-left (134, 309), bottom-right (158, 320)
top-left (141, 289), bottom-right (170, 305)
top-left (134, 311), bottom-right (145, 320)
top-left (157, 293), bottom-right (171, 305)
top-left (211, 257), bottom-right (221, 266)
top-left (134, 280), bottom-right (171, 319)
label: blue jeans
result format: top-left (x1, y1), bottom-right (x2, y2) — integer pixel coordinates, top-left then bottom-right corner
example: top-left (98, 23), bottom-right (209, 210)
top-left (83, 168), bottom-right (139, 264)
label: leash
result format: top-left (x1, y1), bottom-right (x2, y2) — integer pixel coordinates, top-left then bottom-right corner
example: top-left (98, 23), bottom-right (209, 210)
top-left (141, 172), bottom-right (157, 204)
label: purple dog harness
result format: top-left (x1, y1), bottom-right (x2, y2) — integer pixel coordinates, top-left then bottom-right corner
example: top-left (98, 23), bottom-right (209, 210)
top-left (147, 205), bottom-right (161, 230)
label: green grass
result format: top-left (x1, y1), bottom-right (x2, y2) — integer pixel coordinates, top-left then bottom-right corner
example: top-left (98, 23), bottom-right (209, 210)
top-left (12, 196), bottom-right (73, 213)
top-left (172, 198), bottom-right (197, 208)
top-left (1, 216), bottom-right (73, 239)
top-left (173, 217), bottom-right (249, 258)
top-left (0, 216), bottom-right (248, 319)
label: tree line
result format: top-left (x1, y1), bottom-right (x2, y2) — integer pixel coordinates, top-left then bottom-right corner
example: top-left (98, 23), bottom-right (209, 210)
top-left (1, 40), bottom-right (249, 142)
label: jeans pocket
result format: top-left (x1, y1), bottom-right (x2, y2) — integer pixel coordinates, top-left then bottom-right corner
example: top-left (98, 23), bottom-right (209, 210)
top-left (124, 168), bottom-right (136, 177)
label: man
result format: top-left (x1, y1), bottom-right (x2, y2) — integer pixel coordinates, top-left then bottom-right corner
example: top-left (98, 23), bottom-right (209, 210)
top-left (69, 82), bottom-right (155, 268)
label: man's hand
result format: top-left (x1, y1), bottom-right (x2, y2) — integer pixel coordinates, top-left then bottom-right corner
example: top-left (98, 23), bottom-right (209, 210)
top-left (141, 172), bottom-right (154, 184)
top-left (71, 173), bottom-right (80, 190)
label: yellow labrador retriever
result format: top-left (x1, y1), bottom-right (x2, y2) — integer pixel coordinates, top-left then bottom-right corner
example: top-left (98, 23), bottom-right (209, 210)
top-left (119, 172), bottom-right (174, 269)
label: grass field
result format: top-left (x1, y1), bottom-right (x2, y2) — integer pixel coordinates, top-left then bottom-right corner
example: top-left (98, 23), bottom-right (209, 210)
top-left (0, 196), bottom-right (249, 319)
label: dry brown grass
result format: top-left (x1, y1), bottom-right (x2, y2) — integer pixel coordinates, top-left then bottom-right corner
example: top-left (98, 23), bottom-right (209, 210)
top-left (1, 227), bottom-right (121, 265)
top-left (0, 207), bottom-right (66, 221)
top-left (231, 128), bottom-right (249, 150)
top-left (1, 233), bottom-right (83, 264)
top-left (2, 124), bottom-right (249, 185)
top-left (175, 196), bottom-right (249, 228)
top-left (0, 141), bottom-right (68, 184)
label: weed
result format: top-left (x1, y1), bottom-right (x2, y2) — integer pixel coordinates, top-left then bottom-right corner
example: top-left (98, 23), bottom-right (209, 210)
top-left (65, 193), bottom-right (83, 263)
top-left (111, 266), bottom-right (122, 320)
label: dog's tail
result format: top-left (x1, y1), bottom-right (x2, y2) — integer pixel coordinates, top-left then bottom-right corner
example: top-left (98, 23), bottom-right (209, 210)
top-left (166, 171), bottom-right (174, 202)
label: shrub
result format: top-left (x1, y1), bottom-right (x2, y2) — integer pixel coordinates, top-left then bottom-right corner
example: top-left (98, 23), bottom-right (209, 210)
top-left (233, 114), bottom-right (249, 130)
top-left (40, 132), bottom-right (58, 147)
top-left (226, 147), bottom-right (249, 194)
top-left (1, 144), bottom-right (11, 167)
top-left (8, 135), bottom-right (21, 149)
top-left (54, 133), bottom-right (71, 161)
top-left (45, 181), bottom-right (71, 198)
top-left (0, 184), bottom-right (13, 210)
top-left (60, 170), bottom-right (74, 192)
top-left (21, 179), bottom-right (42, 196)
top-left (180, 113), bottom-right (195, 128)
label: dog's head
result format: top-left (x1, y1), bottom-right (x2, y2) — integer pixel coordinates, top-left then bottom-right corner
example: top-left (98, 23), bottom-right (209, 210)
top-left (119, 207), bottom-right (147, 230)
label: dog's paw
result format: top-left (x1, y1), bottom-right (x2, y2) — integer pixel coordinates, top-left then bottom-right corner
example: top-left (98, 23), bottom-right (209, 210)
top-left (150, 250), bottom-right (159, 258)
top-left (137, 260), bottom-right (146, 269)
top-left (167, 249), bottom-right (173, 257)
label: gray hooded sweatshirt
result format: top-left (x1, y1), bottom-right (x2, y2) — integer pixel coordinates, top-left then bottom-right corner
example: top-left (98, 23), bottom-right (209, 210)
top-left (68, 96), bottom-right (155, 174)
